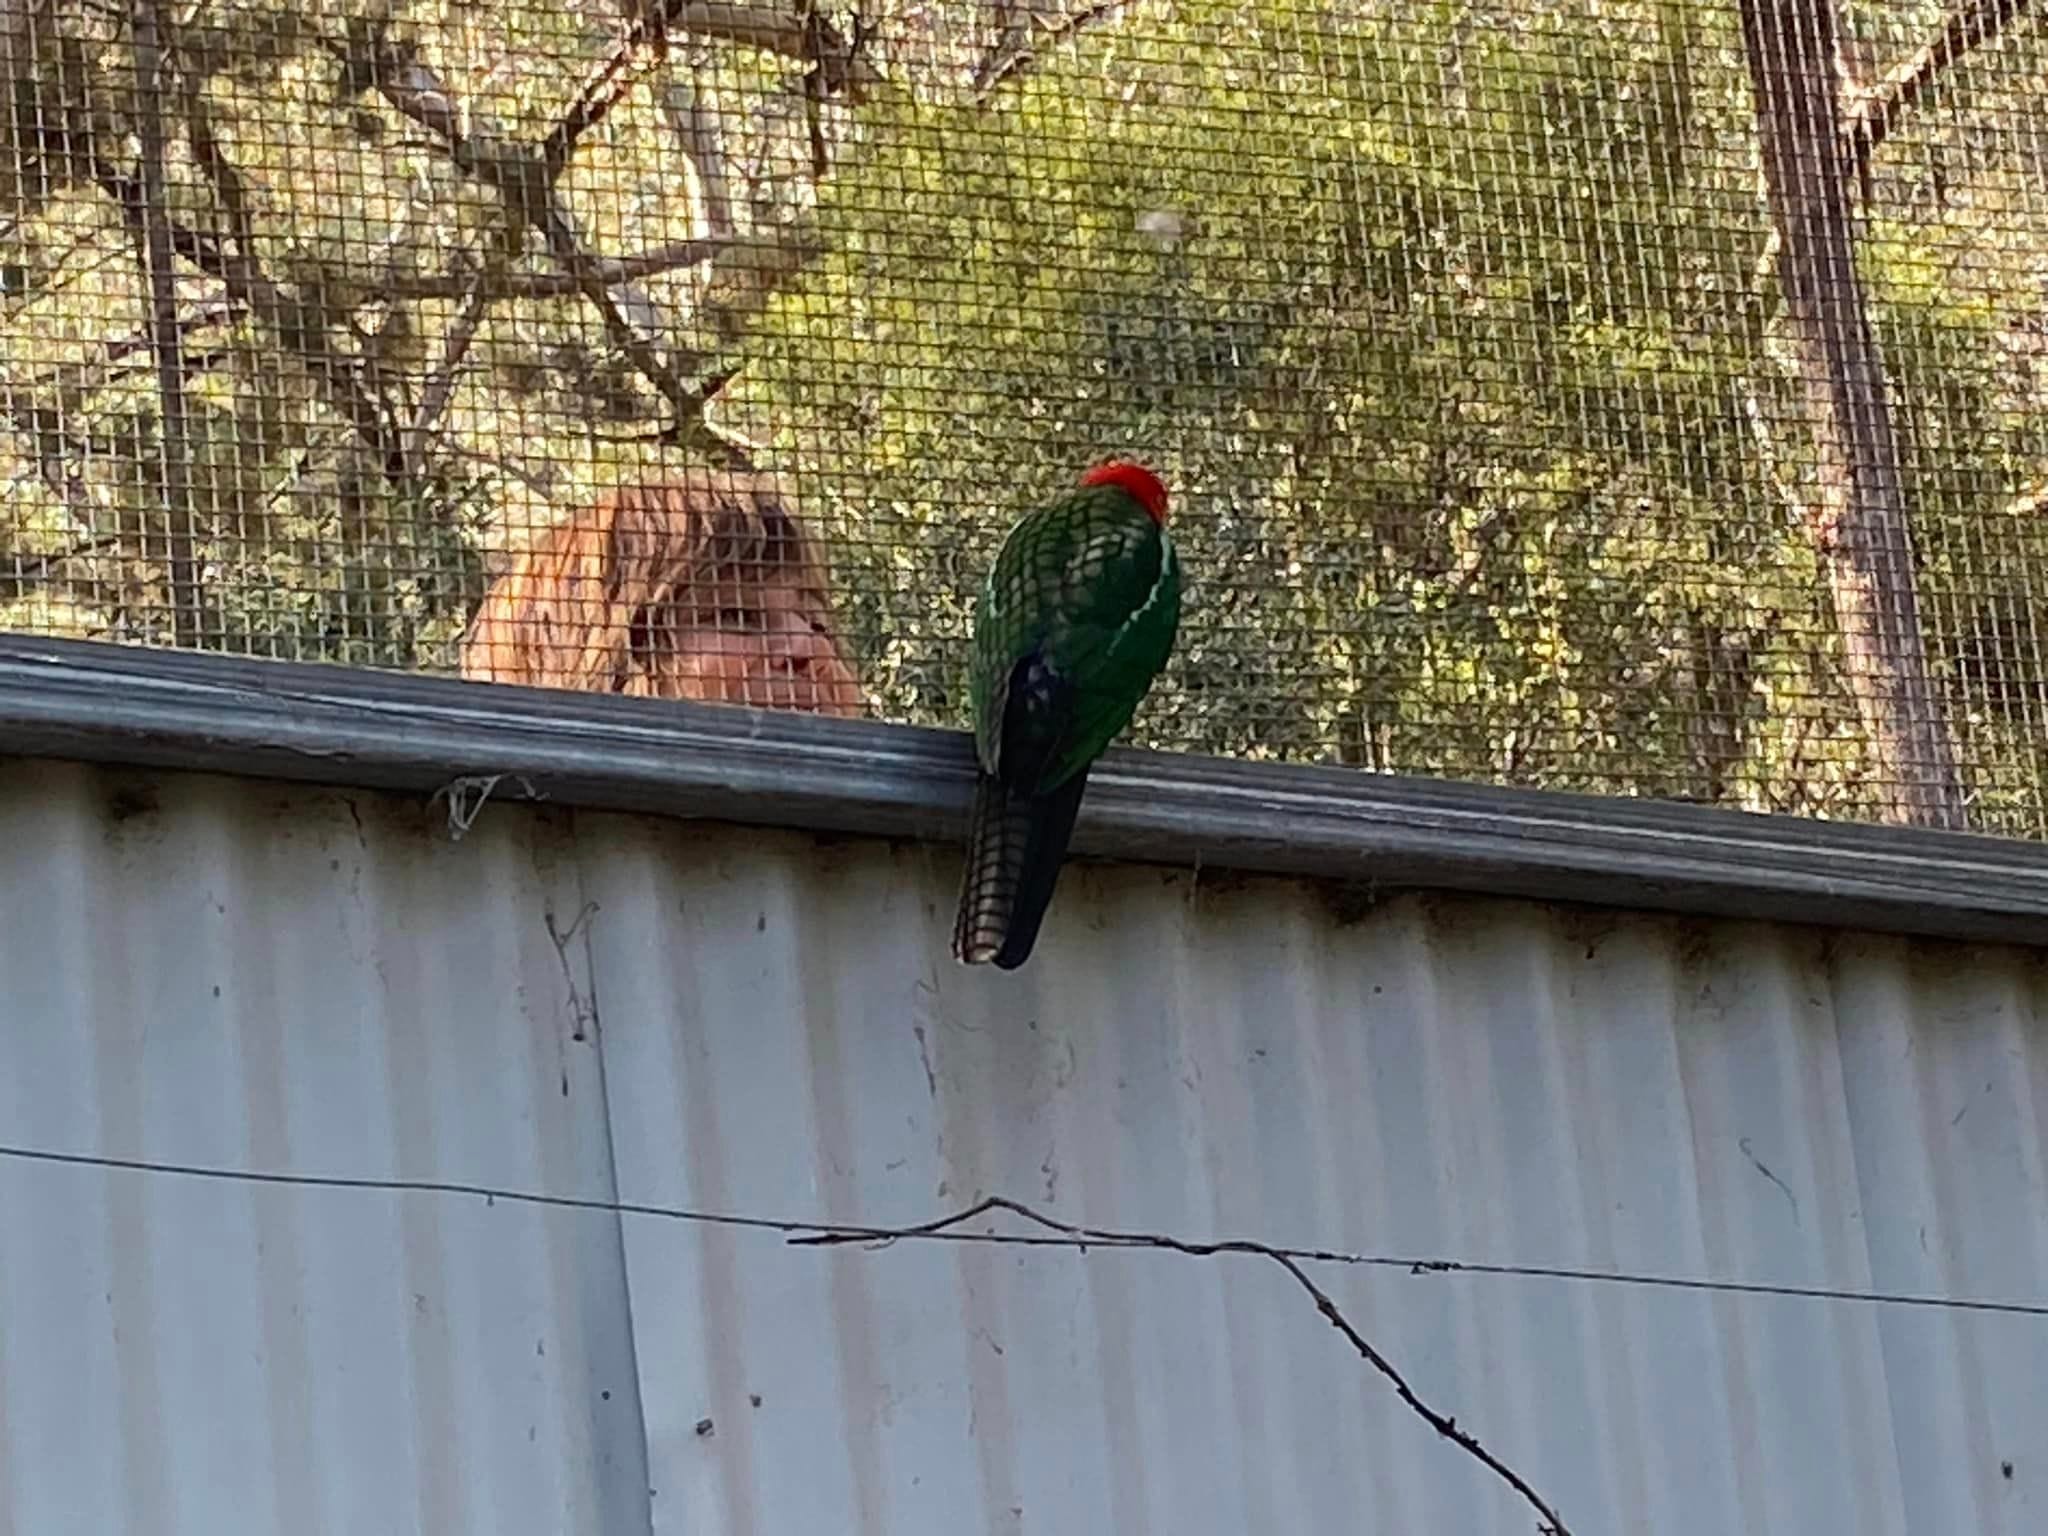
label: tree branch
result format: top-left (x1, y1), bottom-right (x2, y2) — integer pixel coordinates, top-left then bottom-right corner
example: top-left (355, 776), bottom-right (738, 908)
top-left (338, 26), bottom-right (726, 442)
top-left (0, 396), bottom-right (93, 518)
top-left (1742, 0), bottom-right (1968, 828)
top-left (95, 298), bottom-right (243, 366)
top-left (974, 0), bottom-right (1132, 101)
top-left (178, 97), bottom-right (410, 482)
top-left (540, 0), bottom-right (877, 187)
top-left (0, 532), bottom-right (128, 602)
top-left (665, 68), bottom-right (735, 237)
top-left (130, 0), bottom-right (204, 647)
top-left (81, 53), bottom-right (405, 485)
top-left (541, 12), bottom-right (662, 180)
top-left (797, 1195), bottom-right (1574, 1536)
top-left (404, 279), bottom-right (491, 468)
top-left (89, 161), bottom-right (233, 275)
top-left (660, 1), bottom-right (877, 91)
top-left (1845, 0), bottom-right (2036, 171)
top-left (386, 238), bottom-right (733, 300)
top-left (540, 209), bottom-right (735, 443)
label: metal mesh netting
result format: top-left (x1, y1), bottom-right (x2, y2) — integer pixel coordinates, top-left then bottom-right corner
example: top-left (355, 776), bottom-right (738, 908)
top-left (1, 0), bottom-right (2043, 832)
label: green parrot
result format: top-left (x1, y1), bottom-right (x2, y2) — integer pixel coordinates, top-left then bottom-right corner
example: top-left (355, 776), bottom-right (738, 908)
top-left (952, 459), bottom-right (1183, 969)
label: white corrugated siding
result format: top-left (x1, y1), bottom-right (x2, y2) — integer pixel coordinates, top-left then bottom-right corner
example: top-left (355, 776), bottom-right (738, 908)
top-left (0, 755), bottom-right (2042, 1535)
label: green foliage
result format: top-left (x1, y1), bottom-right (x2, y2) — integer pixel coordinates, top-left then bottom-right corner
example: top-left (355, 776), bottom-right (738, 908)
top-left (1, 0), bottom-right (2045, 831)
top-left (747, 0), bottom-right (1825, 804)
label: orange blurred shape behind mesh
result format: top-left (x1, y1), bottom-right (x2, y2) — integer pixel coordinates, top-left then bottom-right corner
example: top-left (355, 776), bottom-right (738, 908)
top-left (460, 468), bottom-right (863, 718)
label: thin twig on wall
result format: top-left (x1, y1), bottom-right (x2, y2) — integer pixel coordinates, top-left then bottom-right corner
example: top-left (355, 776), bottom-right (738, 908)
top-left (797, 1194), bottom-right (1577, 1536)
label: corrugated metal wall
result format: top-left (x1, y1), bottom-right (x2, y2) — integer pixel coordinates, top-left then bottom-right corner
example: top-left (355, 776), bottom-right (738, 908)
top-left (0, 755), bottom-right (2042, 1535)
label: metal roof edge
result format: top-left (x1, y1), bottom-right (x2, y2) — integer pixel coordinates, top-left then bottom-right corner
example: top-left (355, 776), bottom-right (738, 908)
top-left (2, 634), bottom-right (2043, 946)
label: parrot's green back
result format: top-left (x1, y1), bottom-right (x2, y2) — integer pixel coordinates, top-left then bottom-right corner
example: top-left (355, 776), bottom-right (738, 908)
top-left (968, 484), bottom-right (1182, 790)
top-left (954, 475), bottom-right (1182, 969)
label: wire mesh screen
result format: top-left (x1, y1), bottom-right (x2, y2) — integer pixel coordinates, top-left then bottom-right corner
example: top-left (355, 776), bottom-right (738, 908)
top-left (2, 0), bottom-right (2044, 833)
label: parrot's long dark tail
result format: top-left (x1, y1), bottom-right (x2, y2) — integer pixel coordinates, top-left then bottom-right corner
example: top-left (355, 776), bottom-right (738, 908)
top-left (952, 766), bottom-right (1090, 969)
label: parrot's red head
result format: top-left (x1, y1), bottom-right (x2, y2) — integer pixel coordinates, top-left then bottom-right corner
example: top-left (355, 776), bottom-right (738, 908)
top-left (1080, 459), bottom-right (1169, 525)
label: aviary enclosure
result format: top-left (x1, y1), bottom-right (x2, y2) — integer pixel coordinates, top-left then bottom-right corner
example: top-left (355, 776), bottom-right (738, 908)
top-left (1, 0), bottom-right (2043, 838)
top-left (2, 7), bottom-right (2048, 1532)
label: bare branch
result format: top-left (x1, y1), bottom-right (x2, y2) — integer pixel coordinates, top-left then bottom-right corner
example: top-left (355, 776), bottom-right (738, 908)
top-left (340, 29), bottom-right (725, 441)
top-left (664, 69), bottom-right (735, 237)
top-left (404, 280), bottom-right (491, 467)
top-left (541, 0), bottom-right (877, 186)
top-left (130, 0), bottom-right (204, 646)
top-left (538, 208), bottom-right (726, 438)
top-left (386, 237), bottom-right (732, 301)
top-left (0, 364), bottom-right (97, 516)
top-left (659, 1), bottom-right (878, 91)
top-left (975, 0), bottom-right (1132, 100)
top-left (177, 98), bottom-right (410, 481)
top-left (89, 161), bottom-right (233, 273)
top-left (540, 20), bottom-right (657, 179)
top-left (799, 0), bottom-right (830, 178)
top-left (437, 440), bottom-right (564, 499)
top-left (0, 532), bottom-right (127, 601)
top-left (797, 1195), bottom-right (1574, 1536)
top-left (1845, 0), bottom-right (2036, 171)
top-left (81, 51), bottom-right (406, 486)
top-left (95, 298), bottom-right (243, 366)
top-left (665, 0), bottom-right (824, 59)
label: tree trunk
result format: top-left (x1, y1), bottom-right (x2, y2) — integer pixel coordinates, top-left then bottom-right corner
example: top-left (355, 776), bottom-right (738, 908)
top-left (130, 0), bottom-right (204, 648)
top-left (1737, 0), bottom-right (1967, 828)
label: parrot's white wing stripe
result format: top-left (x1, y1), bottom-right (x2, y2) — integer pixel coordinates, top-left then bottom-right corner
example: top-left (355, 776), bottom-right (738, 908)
top-left (976, 563), bottom-right (1007, 775)
top-left (1114, 527), bottom-right (1178, 649)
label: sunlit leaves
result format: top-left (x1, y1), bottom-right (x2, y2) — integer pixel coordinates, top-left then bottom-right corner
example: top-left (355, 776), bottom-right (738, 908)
top-left (0, 0), bottom-right (2043, 827)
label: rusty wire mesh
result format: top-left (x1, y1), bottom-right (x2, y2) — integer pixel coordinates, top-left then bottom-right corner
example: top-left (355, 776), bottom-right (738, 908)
top-left (1, 0), bottom-right (2043, 833)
